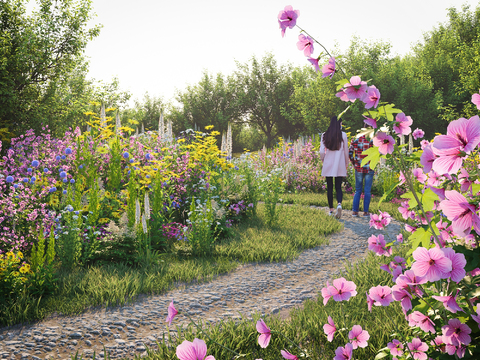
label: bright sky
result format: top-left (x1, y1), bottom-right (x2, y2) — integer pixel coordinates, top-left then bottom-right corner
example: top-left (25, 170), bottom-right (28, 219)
top-left (83, 0), bottom-right (480, 105)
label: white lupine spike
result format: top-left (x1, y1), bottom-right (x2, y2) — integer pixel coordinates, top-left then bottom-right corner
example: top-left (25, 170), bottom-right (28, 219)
top-left (100, 104), bottom-right (106, 128)
top-left (221, 132), bottom-right (226, 155)
top-left (167, 120), bottom-right (173, 142)
top-left (115, 112), bottom-right (121, 134)
top-left (144, 192), bottom-right (150, 219)
top-left (142, 213), bottom-right (148, 234)
top-left (135, 127), bottom-right (139, 136)
top-left (141, 123), bottom-right (145, 134)
top-left (135, 198), bottom-right (141, 225)
top-left (158, 113), bottom-right (164, 140)
top-left (227, 123), bottom-right (232, 158)
top-left (408, 134), bottom-right (413, 154)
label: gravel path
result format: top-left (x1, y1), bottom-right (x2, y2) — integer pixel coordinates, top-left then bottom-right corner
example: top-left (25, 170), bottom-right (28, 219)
top-left (0, 206), bottom-right (402, 360)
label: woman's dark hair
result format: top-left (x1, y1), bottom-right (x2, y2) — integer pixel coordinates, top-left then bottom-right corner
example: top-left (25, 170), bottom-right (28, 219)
top-left (323, 116), bottom-right (343, 150)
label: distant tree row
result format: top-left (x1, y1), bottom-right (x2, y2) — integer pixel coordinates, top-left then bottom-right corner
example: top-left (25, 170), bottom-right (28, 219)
top-left (1, 1), bottom-right (479, 152)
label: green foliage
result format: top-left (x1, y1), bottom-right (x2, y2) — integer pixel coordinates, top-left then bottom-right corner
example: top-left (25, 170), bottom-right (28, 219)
top-left (187, 197), bottom-right (218, 256)
top-left (261, 170), bottom-right (284, 226)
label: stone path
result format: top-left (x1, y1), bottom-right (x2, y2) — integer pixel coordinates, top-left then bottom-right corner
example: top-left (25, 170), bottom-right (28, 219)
top-left (0, 206), bottom-right (402, 360)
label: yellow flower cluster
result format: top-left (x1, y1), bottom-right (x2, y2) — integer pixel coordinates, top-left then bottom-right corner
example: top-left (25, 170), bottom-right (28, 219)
top-left (0, 251), bottom-right (32, 282)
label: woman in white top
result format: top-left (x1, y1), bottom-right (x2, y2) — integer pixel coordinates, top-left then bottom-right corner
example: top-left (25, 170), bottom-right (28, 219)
top-left (320, 116), bottom-right (349, 218)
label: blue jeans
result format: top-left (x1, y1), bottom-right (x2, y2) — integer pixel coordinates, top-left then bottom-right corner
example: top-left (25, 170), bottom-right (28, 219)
top-left (352, 170), bottom-right (374, 213)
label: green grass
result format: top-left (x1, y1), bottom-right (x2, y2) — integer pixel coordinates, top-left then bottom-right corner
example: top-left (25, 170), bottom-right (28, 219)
top-left (1, 202), bottom-right (342, 326)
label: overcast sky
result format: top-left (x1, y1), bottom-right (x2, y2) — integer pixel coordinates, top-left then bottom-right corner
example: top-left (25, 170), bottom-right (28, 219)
top-left (79, 0), bottom-right (479, 105)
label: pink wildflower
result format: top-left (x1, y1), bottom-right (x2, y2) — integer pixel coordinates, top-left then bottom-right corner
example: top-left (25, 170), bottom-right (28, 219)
top-left (363, 85), bottom-right (380, 109)
top-left (280, 350), bottom-right (298, 360)
top-left (387, 339), bottom-right (404, 356)
top-left (366, 292), bottom-right (374, 312)
top-left (373, 132), bottom-right (394, 155)
top-left (472, 90), bottom-right (480, 110)
top-left (323, 316), bottom-right (336, 342)
top-left (336, 89), bottom-right (355, 102)
top-left (442, 319), bottom-right (471, 346)
top-left (407, 338), bottom-right (429, 360)
top-left (413, 168), bottom-right (427, 184)
top-left (412, 128), bottom-right (425, 140)
top-left (344, 76), bottom-right (368, 100)
top-left (368, 285), bottom-right (394, 307)
top-left (363, 116), bottom-right (377, 128)
top-left (441, 247), bottom-right (466, 283)
top-left (420, 143), bottom-right (436, 173)
top-left (176, 338), bottom-right (215, 360)
top-left (432, 290), bottom-right (463, 313)
top-left (166, 300), bottom-right (178, 326)
top-left (439, 190), bottom-right (480, 237)
top-left (393, 112), bottom-right (413, 136)
top-left (278, 5), bottom-right (299, 37)
top-left (321, 57), bottom-right (335, 78)
top-left (348, 325), bottom-right (369, 349)
top-left (471, 307), bottom-right (480, 329)
top-left (256, 319), bottom-right (271, 348)
top-left (307, 57), bottom-right (320, 72)
top-left (408, 311), bottom-right (436, 333)
top-left (322, 277), bottom-right (357, 304)
top-left (392, 283), bottom-right (413, 314)
top-left (297, 34), bottom-right (314, 57)
top-left (334, 343), bottom-right (353, 360)
top-left (411, 247), bottom-right (452, 282)
top-left (367, 234), bottom-right (391, 256)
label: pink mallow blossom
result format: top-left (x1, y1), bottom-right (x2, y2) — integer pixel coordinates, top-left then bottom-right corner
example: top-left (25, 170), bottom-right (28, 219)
top-left (412, 128), bottom-right (425, 140)
top-left (166, 300), bottom-right (178, 326)
top-left (407, 338), bottom-right (429, 360)
top-left (321, 57), bottom-right (335, 78)
top-left (387, 339), bottom-right (404, 356)
top-left (278, 5), bottom-right (299, 37)
top-left (344, 76), bottom-right (368, 100)
top-left (368, 285), bottom-right (394, 307)
top-left (334, 343), bottom-right (353, 360)
top-left (363, 116), bottom-right (377, 128)
top-left (367, 234), bottom-right (391, 256)
top-left (439, 190), bottom-right (480, 237)
top-left (420, 143), bottom-right (436, 173)
top-left (373, 132), bottom-right (394, 155)
top-left (442, 319), bottom-right (471, 346)
top-left (176, 338), bottom-right (215, 360)
top-left (408, 311), bottom-right (436, 333)
top-left (323, 316), bottom-right (336, 342)
top-left (336, 89), bottom-right (355, 103)
top-left (432, 290), bottom-right (463, 313)
top-left (411, 247), bottom-right (452, 282)
top-left (393, 112), bottom-right (413, 136)
top-left (472, 90), bottom-right (480, 110)
top-left (348, 325), bottom-right (370, 349)
top-left (441, 247), bottom-right (466, 283)
top-left (280, 350), bottom-right (298, 360)
top-left (412, 168), bottom-right (427, 184)
top-left (307, 57), bottom-right (320, 72)
top-left (297, 34), bottom-right (314, 57)
top-left (321, 277), bottom-right (357, 305)
top-left (256, 319), bottom-right (271, 348)
top-left (363, 85), bottom-right (380, 109)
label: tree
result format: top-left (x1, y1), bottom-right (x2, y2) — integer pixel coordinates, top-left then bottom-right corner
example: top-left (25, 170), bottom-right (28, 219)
top-left (0, 0), bottom-right (101, 139)
top-left (235, 53), bottom-right (297, 148)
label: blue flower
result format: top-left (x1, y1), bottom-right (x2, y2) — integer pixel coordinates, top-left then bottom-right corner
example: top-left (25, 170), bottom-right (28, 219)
top-left (31, 160), bottom-right (39, 168)
top-left (23, 178), bottom-right (28, 182)
top-left (79, 165), bottom-right (83, 169)
top-left (13, 183), bottom-right (19, 189)
top-left (56, 155), bottom-right (61, 160)
top-left (65, 147), bottom-right (72, 155)
top-left (145, 153), bottom-right (151, 160)
top-left (70, 179), bottom-right (75, 184)
top-left (31, 176), bottom-right (36, 182)
top-left (49, 187), bottom-right (57, 193)
top-left (129, 159), bottom-right (134, 163)
top-left (61, 155), bottom-right (66, 160)
top-left (63, 190), bottom-right (67, 194)
top-left (5, 176), bottom-right (14, 183)
top-left (123, 152), bottom-right (129, 159)
top-left (44, 168), bottom-right (49, 173)
top-left (27, 168), bottom-right (32, 173)
top-left (63, 178), bottom-right (68, 183)
top-left (74, 211), bottom-right (79, 215)
top-left (60, 171), bottom-right (67, 178)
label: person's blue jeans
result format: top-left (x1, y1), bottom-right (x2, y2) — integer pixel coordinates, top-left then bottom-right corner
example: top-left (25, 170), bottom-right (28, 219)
top-left (352, 170), bottom-right (374, 213)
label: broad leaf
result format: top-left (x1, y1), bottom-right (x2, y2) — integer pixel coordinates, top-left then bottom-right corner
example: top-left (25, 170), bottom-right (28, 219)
top-left (360, 146), bottom-right (382, 169)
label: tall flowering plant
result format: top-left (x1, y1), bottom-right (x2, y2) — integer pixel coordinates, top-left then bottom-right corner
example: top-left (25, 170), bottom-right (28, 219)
top-left (276, 4), bottom-right (480, 359)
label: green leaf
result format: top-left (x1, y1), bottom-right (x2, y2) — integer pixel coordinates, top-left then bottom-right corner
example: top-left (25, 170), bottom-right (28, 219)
top-left (408, 227), bottom-right (431, 249)
top-left (377, 180), bottom-right (401, 207)
top-left (335, 78), bottom-right (349, 91)
top-left (378, 103), bottom-right (403, 121)
top-left (360, 146), bottom-right (382, 170)
top-left (338, 105), bottom-right (351, 120)
top-left (401, 191), bottom-right (418, 208)
top-left (472, 183), bottom-right (480, 195)
top-left (420, 188), bottom-right (439, 212)
top-left (467, 286), bottom-right (480, 299)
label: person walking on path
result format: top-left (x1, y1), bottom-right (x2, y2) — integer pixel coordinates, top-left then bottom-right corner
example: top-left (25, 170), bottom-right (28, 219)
top-left (320, 116), bottom-right (349, 218)
top-left (349, 133), bottom-right (374, 217)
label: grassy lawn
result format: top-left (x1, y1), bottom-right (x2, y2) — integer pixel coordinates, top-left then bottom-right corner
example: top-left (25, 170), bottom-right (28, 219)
top-left (3, 201), bottom-right (342, 326)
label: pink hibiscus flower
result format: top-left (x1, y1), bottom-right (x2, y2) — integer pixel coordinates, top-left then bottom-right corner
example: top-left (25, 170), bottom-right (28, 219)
top-left (413, 168), bottom-right (427, 184)
top-left (368, 234), bottom-right (391, 256)
top-left (321, 277), bottom-right (357, 305)
top-left (392, 283), bottom-right (413, 314)
top-left (297, 34), bottom-right (314, 57)
top-left (281, 350), bottom-right (298, 360)
top-left (408, 311), bottom-right (436, 333)
top-left (442, 319), bottom-right (471, 346)
top-left (278, 5), bottom-right (300, 37)
top-left (176, 338), bottom-right (215, 360)
top-left (323, 316), bottom-right (336, 342)
top-left (439, 190), bottom-right (480, 237)
top-left (412, 128), bottom-right (425, 140)
top-left (307, 57), bottom-right (320, 72)
top-left (256, 319), bottom-right (271, 348)
top-left (420, 143), bottom-right (436, 173)
top-left (368, 285), bottom-right (394, 307)
top-left (363, 85), bottom-right (381, 109)
top-left (348, 325), bottom-right (370, 349)
top-left (321, 57), bottom-right (336, 78)
top-left (166, 300), bottom-right (178, 326)
top-left (432, 289), bottom-right (463, 313)
top-left (336, 89), bottom-right (355, 102)
top-left (472, 90), bottom-right (480, 110)
top-left (387, 339), bottom-right (404, 356)
top-left (407, 338), bottom-right (429, 360)
top-left (344, 76), bottom-right (368, 100)
top-left (393, 112), bottom-right (413, 136)
top-left (441, 247), bottom-right (466, 283)
top-left (411, 247), bottom-right (452, 282)
top-left (373, 132), bottom-right (394, 155)
top-left (363, 116), bottom-right (377, 128)
top-left (334, 343), bottom-right (353, 360)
